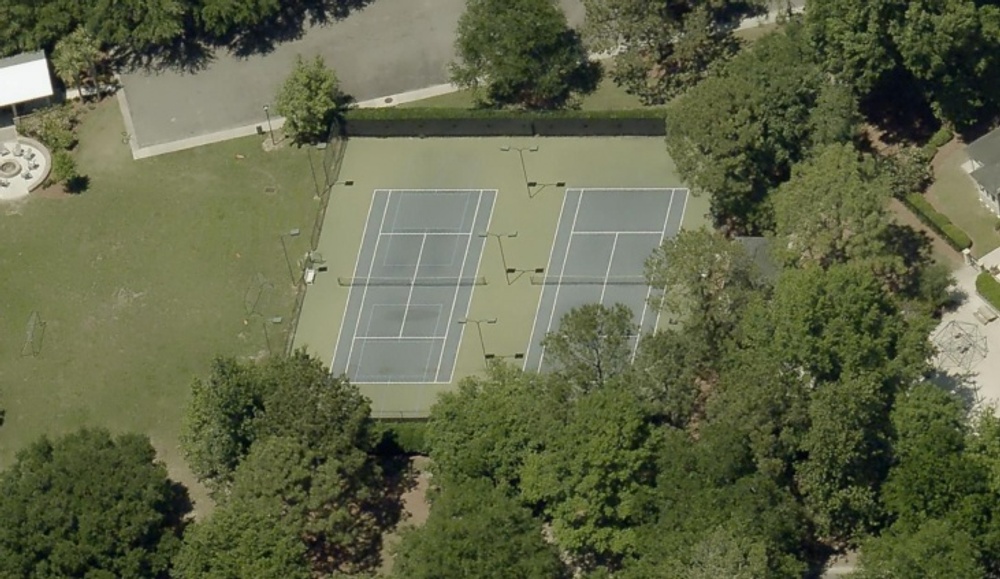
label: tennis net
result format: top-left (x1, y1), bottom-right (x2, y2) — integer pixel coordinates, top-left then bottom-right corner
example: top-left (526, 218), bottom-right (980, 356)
top-left (337, 276), bottom-right (488, 287)
top-left (529, 275), bottom-right (648, 286)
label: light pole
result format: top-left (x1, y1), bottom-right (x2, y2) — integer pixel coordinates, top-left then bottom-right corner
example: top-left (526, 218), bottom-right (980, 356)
top-left (500, 145), bottom-right (537, 196)
top-left (478, 231), bottom-right (518, 283)
top-left (263, 105), bottom-right (276, 146)
top-left (457, 318), bottom-right (497, 362)
top-left (280, 228), bottom-right (301, 284)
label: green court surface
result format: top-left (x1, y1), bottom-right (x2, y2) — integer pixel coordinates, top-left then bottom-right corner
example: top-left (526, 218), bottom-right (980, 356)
top-left (293, 137), bottom-right (709, 417)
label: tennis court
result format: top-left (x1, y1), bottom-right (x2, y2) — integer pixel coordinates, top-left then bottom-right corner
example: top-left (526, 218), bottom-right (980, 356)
top-left (331, 189), bottom-right (496, 383)
top-left (524, 188), bottom-right (689, 372)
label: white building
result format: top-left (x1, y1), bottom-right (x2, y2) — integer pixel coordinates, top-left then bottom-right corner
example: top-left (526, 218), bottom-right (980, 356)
top-left (0, 51), bottom-right (55, 133)
top-left (965, 127), bottom-right (1000, 216)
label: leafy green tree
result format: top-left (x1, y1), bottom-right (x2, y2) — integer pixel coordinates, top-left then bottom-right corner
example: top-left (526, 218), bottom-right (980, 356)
top-left (427, 363), bottom-right (569, 490)
top-left (630, 328), bottom-right (706, 428)
top-left (173, 500), bottom-right (310, 579)
top-left (771, 143), bottom-right (891, 269)
top-left (392, 478), bottom-right (567, 579)
top-left (665, 26), bottom-right (827, 232)
top-left (542, 303), bottom-right (635, 391)
top-left (87, 0), bottom-right (187, 56)
top-left (520, 385), bottom-right (661, 566)
top-left (51, 28), bottom-right (101, 98)
top-left (645, 228), bottom-right (758, 353)
top-left (181, 356), bottom-right (271, 493)
top-left (806, 83), bottom-right (863, 149)
top-left (582, 0), bottom-right (765, 104)
top-left (0, 428), bottom-right (187, 579)
top-left (667, 526), bottom-right (770, 579)
top-left (451, 0), bottom-right (600, 109)
top-left (856, 518), bottom-right (984, 579)
top-left (275, 55), bottom-right (344, 144)
top-left (197, 0), bottom-right (281, 39)
top-left (225, 435), bottom-right (389, 574)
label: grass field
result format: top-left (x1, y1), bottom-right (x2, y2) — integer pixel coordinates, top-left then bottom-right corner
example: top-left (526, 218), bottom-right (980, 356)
top-left (0, 100), bottom-right (319, 510)
top-left (293, 137), bottom-right (709, 417)
top-left (926, 142), bottom-right (1000, 258)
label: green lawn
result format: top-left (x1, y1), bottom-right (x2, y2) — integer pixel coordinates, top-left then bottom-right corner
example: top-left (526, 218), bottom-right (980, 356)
top-left (0, 100), bottom-right (319, 510)
top-left (926, 144), bottom-right (1000, 258)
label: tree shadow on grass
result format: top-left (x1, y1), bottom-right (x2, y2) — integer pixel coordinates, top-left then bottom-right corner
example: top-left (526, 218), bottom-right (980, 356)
top-left (861, 68), bottom-right (940, 146)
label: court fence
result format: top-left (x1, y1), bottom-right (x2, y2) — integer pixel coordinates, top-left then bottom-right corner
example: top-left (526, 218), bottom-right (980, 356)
top-left (283, 136), bottom-right (348, 356)
top-left (340, 108), bottom-right (667, 138)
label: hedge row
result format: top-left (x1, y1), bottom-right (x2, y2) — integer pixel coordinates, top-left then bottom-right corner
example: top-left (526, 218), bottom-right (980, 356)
top-left (924, 126), bottom-right (954, 156)
top-left (372, 420), bottom-right (429, 456)
top-left (976, 272), bottom-right (1000, 312)
top-left (344, 107), bottom-right (668, 121)
top-left (901, 193), bottom-right (973, 251)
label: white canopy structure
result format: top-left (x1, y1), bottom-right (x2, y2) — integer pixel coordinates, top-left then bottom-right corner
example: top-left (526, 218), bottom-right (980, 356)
top-left (0, 51), bottom-right (54, 115)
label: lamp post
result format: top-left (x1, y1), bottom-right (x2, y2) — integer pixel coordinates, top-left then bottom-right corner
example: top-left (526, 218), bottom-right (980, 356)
top-left (457, 318), bottom-right (497, 362)
top-left (263, 105), bottom-right (276, 146)
top-left (280, 228), bottom-right (301, 284)
top-left (477, 231), bottom-right (518, 283)
top-left (500, 145), bottom-right (538, 196)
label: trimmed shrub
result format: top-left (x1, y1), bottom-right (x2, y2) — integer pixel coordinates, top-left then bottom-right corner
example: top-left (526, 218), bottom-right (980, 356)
top-left (883, 147), bottom-right (932, 196)
top-left (923, 126), bottom-right (953, 156)
top-left (344, 107), bottom-right (667, 121)
top-left (373, 421), bottom-right (429, 456)
top-left (902, 193), bottom-right (972, 251)
top-left (976, 272), bottom-right (1000, 312)
top-left (50, 150), bottom-right (78, 183)
top-left (17, 104), bottom-right (78, 151)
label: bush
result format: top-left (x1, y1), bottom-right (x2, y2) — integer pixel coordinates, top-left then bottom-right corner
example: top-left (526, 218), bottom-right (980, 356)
top-left (923, 126), bottom-right (953, 156)
top-left (976, 272), bottom-right (1000, 312)
top-left (50, 150), bottom-right (78, 182)
top-left (373, 421), bottom-right (429, 456)
top-left (344, 107), bottom-right (667, 122)
top-left (16, 105), bottom-right (78, 151)
top-left (902, 193), bottom-right (972, 251)
top-left (883, 147), bottom-right (932, 196)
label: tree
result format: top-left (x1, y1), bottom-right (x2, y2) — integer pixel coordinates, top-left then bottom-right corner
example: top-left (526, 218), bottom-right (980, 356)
top-left (173, 500), bottom-right (310, 579)
top-left (665, 26), bottom-right (829, 232)
top-left (645, 228), bottom-right (758, 353)
top-left (181, 356), bottom-right (272, 493)
top-left (581, 0), bottom-right (766, 104)
top-left (856, 519), bottom-right (984, 579)
top-left (542, 303), bottom-right (635, 391)
top-left (87, 0), bottom-right (187, 57)
top-left (427, 363), bottom-right (569, 490)
top-left (275, 55), bottom-right (344, 144)
top-left (520, 385), bottom-right (661, 567)
top-left (0, 428), bottom-right (188, 579)
top-left (225, 435), bottom-right (389, 574)
top-left (771, 143), bottom-right (892, 269)
top-left (51, 28), bottom-right (101, 98)
top-left (392, 478), bottom-right (567, 579)
top-left (451, 0), bottom-right (601, 109)
top-left (197, 0), bottom-right (281, 39)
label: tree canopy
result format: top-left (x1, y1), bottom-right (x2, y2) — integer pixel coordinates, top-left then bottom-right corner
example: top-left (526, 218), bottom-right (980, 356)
top-left (275, 55), bottom-right (344, 145)
top-left (581, 0), bottom-right (766, 104)
top-left (0, 429), bottom-right (188, 579)
top-left (451, 0), bottom-right (601, 109)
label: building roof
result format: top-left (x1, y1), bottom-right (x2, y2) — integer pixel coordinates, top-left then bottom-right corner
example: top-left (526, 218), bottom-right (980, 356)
top-left (972, 163), bottom-right (1000, 196)
top-left (0, 51), bottom-right (54, 109)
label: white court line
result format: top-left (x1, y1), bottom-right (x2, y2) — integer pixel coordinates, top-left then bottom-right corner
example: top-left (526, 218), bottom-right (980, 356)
top-left (633, 190), bottom-right (677, 363)
top-left (354, 336), bottom-right (445, 341)
top-left (537, 191), bottom-right (585, 372)
top-left (435, 189), bottom-right (484, 382)
top-left (379, 231), bottom-right (472, 237)
top-left (330, 190), bottom-right (380, 371)
top-left (649, 189), bottom-right (690, 347)
top-left (523, 191), bottom-right (571, 372)
top-left (599, 233), bottom-right (620, 306)
top-left (398, 234), bottom-right (428, 337)
top-left (345, 190), bottom-right (393, 372)
top-left (572, 230), bottom-right (666, 236)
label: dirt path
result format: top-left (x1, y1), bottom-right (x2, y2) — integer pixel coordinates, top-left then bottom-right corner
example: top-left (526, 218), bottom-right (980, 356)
top-left (378, 456), bottom-right (432, 576)
top-left (888, 198), bottom-right (964, 271)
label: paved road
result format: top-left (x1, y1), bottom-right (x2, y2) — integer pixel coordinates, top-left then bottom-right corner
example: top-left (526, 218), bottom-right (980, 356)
top-left (121, 0), bottom-right (585, 149)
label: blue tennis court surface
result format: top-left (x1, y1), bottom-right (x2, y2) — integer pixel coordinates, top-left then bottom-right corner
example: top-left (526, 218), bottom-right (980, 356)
top-left (524, 188), bottom-right (688, 372)
top-left (332, 189), bottom-right (496, 383)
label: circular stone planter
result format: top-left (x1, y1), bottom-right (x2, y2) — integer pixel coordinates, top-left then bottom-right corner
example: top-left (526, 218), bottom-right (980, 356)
top-left (0, 160), bottom-right (21, 178)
